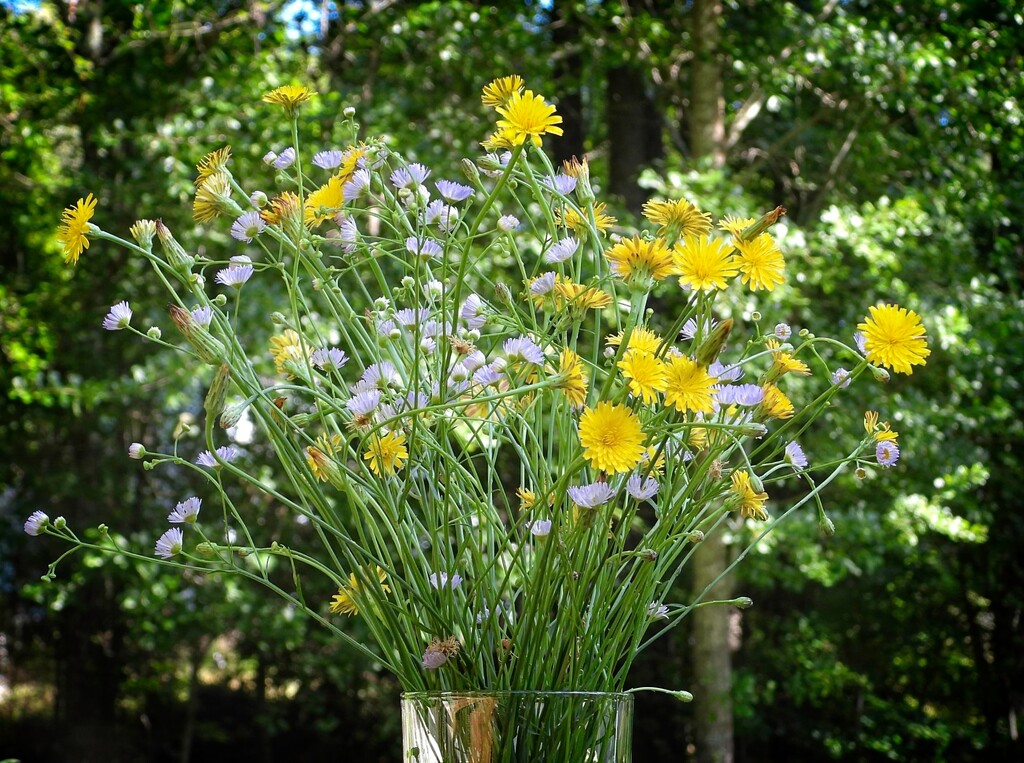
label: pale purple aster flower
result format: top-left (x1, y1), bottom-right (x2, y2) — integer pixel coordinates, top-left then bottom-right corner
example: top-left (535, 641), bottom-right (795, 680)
top-left (708, 360), bottom-right (743, 382)
top-left (716, 383), bottom-right (763, 406)
top-left (876, 441), bottom-right (900, 467)
top-left (391, 163), bottom-right (430, 189)
top-left (503, 336), bottom-right (545, 365)
top-left (460, 294), bottom-right (487, 330)
top-left (681, 317), bottom-right (718, 341)
top-left (530, 271), bottom-right (557, 296)
top-left (774, 323), bottom-right (792, 340)
top-left (406, 236), bottom-right (443, 259)
top-left (831, 368), bottom-right (852, 389)
top-left (262, 150), bottom-right (278, 165)
top-left (420, 336), bottom-right (437, 354)
top-left (543, 174), bottom-right (577, 195)
top-left (429, 572), bottom-right (463, 590)
top-left (421, 319), bottom-right (446, 338)
top-left (273, 147), bottom-right (296, 170)
top-left (343, 168), bottom-right (371, 201)
top-left (400, 390), bottom-right (431, 412)
top-left (627, 474), bottom-right (660, 501)
top-left (462, 350), bottom-right (487, 373)
top-left (529, 519), bottom-right (552, 537)
top-left (396, 308), bottom-right (430, 327)
top-left (435, 180), bottom-right (474, 202)
top-left (647, 601), bottom-right (670, 620)
top-left (347, 389), bottom-right (382, 417)
top-left (230, 211), bottom-right (266, 243)
top-left (376, 318), bottom-right (398, 338)
top-left (311, 347), bottom-right (348, 371)
top-left (424, 199), bottom-right (458, 232)
top-left (168, 496), bottom-right (202, 524)
top-left (567, 481), bottom-right (616, 508)
top-left (154, 528), bottom-right (184, 559)
top-left (544, 235), bottom-right (580, 264)
top-left (497, 214), bottom-right (519, 232)
top-left (421, 649), bottom-right (447, 670)
top-left (361, 361), bottom-right (399, 389)
top-left (196, 446), bottom-right (237, 468)
top-left (336, 215), bottom-right (358, 251)
top-left (854, 331), bottom-right (868, 355)
top-left (785, 441), bottom-right (809, 469)
top-left (422, 280), bottom-right (444, 301)
top-left (473, 365), bottom-right (503, 387)
top-left (312, 149), bottom-right (343, 169)
top-left (102, 301), bottom-right (133, 331)
top-left (191, 306), bottom-right (213, 327)
top-left (215, 256), bottom-right (254, 288)
top-left (476, 606), bottom-right (492, 624)
top-left (24, 510), bottom-right (48, 536)
top-left (128, 442), bottom-right (145, 459)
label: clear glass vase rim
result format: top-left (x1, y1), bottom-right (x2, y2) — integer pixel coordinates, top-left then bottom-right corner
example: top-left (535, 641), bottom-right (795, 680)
top-left (402, 690), bottom-right (632, 701)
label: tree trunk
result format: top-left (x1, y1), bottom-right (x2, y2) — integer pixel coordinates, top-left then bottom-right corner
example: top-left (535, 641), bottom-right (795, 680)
top-left (691, 529), bottom-right (735, 763)
top-left (606, 64), bottom-right (662, 213)
top-left (689, 0), bottom-right (726, 168)
top-left (549, 3), bottom-right (585, 167)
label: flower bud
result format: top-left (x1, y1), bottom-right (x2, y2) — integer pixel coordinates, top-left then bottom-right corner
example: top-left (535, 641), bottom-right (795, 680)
top-left (751, 311), bottom-right (762, 322)
top-left (250, 190), bottom-right (268, 208)
top-left (460, 158), bottom-right (480, 185)
top-left (738, 205), bottom-right (786, 242)
top-left (748, 472), bottom-right (766, 493)
top-left (129, 219), bottom-right (157, 251)
top-left (220, 402), bottom-right (247, 430)
top-left (688, 530), bottom-right (705, 543)
top-left (495, 283), bottom-right (513, 305)
top-left (156, 220), bottom-right (195, 274)
top-left (738, 423), bottom-right (768, 438)
top-left (98, 524), bottom-right (108, 535)
top-left (732, 596), bottom-right (754, 609)
top-left (819, 514), bottom-right (836, 537)
top-left (204, 363), bottom-right (231, 421)
top-left (169, 304), bottom-right (226, 365)
top-left (639, 548), bottom-right (658, 563)
top-left (271, 312), bottom-right (287, 325)
top-left (869, 365), bottom-right (890, 383)
top-left (343, 106), bottom-right (356, 118)
top-left (129, 443), bottom-right (146, 459)
top-left (195, 542), bottom-right (217, 559)
top-left (147, 326), bottom-right (162, 340)
top-left (695, 318), bottom-right (733, 367)
top-left (53, 516), bottom-right (67, 530)
top-left (213, 294), bottom-right (228, 307)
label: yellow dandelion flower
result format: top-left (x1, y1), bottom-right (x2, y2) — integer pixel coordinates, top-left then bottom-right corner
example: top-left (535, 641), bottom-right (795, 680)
top-left (193, 171), bottom-right (233, 224)
top-left (604, 236), bottom-right (677, 283)
top-left (337, 146), bottom-right (367, 184)
top-left (606, 326), bottom-right (664, 355)
top-left (875, 424), bottom-right (899, 443)
top-left (269, 329), bottom-right (308, 376)
top-left (305, 174), bottom-right (345, 228)
top-left (857, 304), bottom-right (930, 375)
top-left (552, 348), bottom-right (589, 407)
top-left (734, 233), bottom-right (785, 292)
top-left (306, 433), bottom-right (344, 482)
top-left (759, 384), bottom-right (794, 420)
top-left (262, 85), bottom-right (316, 115)
top-left (495, 89), bottom-right (563, 147)
top-left (195, 146), bottom-right (232, 187)
top-left (330, 566), bottom-right (390, 616)
top-left (864, 410), bottom-right (879, 434)
top-left (674, 235), bottom-right (739, 292)
top-left (618, 349), bottom-right (668, 405)
top-left (639, 444), bottom-right (666, 474)
top-left (517, 487), bottom-right (536, 510)
top-left (261, 192), bottom-right (301, 224)
top-left (578, 401), bottom-right (646, 474)
top-left (642, 198), bottom-right (713, 240)
top-left (731, 471), bottom-right (768, 521)
top-left (481, 127), bottom-right (519, 151)
top-left (555, 201), bottom-right (616, 235)
top-left (765, 338), bottom-right (811, 378)
top-left (57, 193), bottom-right (97, 265)
top-left (363, 430), bottom-right (408, 476)
top-left (688, 426), bottom-right (709, 450)
top-left (718, 215), bottom-right (756, 239)
top-left (663, 356), bottom-right (718, 414)
top-left (553, 276), bottom-right (612, 311)
top-left (482, 75), bottom-right (525, 109)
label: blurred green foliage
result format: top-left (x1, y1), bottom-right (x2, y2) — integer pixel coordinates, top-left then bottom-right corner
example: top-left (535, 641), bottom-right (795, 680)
top-left (1, 0), bottom-right (1021, 761)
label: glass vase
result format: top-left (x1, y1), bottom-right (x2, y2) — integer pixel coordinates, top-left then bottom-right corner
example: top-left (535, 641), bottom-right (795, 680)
top-left (401, 690), bottom-right (633, 762)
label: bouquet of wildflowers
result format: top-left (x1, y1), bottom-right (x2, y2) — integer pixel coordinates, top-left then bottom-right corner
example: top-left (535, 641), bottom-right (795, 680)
top-left (34, 77), bottom-right (929, 706)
